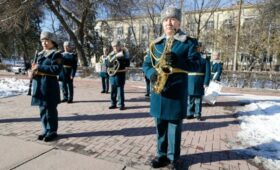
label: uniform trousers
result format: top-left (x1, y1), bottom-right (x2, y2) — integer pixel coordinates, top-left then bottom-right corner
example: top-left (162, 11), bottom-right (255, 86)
top-left (62, 79), bottom-right (73, 101)
top-left (155, 118), bottom-right (182, 161)
top-left (111, 85), bottom-right (125, 107)
top-left (101, 77), bottom-right (109, 92)
top-left (187, 95), bottom-right (202, 117)
top-left (39, 105), bottom-right (58, 136)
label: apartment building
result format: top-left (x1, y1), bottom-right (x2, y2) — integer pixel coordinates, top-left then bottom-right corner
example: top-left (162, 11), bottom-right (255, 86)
top-left (95, 4), bottom-right (280, 71)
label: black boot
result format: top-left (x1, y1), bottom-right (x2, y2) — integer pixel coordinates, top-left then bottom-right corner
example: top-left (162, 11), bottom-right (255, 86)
top-left (44, 133), bottom-right (58, 142)
top-left (150, 157), bottom-right (170, 168)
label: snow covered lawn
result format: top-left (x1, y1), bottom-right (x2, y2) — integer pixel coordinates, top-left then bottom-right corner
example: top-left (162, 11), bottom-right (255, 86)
top-left (227, 93), bottom-right (280, 170)
top-left (0, 77), bottom-right (29, 98)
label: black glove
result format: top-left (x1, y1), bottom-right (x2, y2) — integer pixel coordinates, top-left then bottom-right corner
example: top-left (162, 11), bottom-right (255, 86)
top-left (150, 72), bottom-right (158, 83)
top-left (165, 52), bottom-right (177, 67)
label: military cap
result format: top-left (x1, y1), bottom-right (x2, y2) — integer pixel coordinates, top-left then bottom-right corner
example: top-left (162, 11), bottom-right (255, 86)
top-left (40, 31), bottom-right (58, 44)
top-left (161, 7), bottom-right (181, 22)
top-left (212, 51), bottom-right (220, 56)
top-left (111, 40), bottom-right (121, 47)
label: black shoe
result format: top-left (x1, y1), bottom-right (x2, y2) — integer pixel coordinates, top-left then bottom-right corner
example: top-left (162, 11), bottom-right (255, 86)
top-left (106, 91), bottom-right (109, 94)
top-left (61, 99), bottom-right (67, 102)
top-left (119, 106), bottom-right (125, 110)
top-left (109, 106), bottom-right (117, 109)
top-left (150, 157), bottom-right (170, 168)
top-left (186, 115), bottom-right (194, 119)
top-left (67, 100), bottom-right (73, 103)
top-left (169, 160), bottom-right (181, 170)
top-left (37, 134), bottom-right (46, 141)
top-left (196, 116), bottom-right (202, 121)
top-left (44, 133), bottom-right (58, 142)
top-left (145, 93), bottom-right (149, 97)
top-left (101, 91), bottom-right (105, 93)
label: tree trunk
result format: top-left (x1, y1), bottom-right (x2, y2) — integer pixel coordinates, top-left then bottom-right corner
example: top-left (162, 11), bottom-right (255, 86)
top-left (45, 0), bottom-right (88, 66)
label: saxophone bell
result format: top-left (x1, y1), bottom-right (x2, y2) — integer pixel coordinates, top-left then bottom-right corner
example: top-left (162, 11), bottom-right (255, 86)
top-left (160, 65), bottom-right (173, 75)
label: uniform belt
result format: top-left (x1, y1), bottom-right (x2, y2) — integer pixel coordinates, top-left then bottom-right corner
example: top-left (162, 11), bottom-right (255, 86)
top-left (35, 71), bottom-right (57, 77)
top-left (63, 65), bottom-right (72, 68)
top-left (188, 72), bottom-right (205, 76)
top-left (171, 68), bottom-right (205, 76)
top-left (172, 68), bottom-right (189, 74)
top-left (116, 69), bottom-right (127, 73)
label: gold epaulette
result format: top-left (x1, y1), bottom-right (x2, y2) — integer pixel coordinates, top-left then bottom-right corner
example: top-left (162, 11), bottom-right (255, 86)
top-left (63, 65), bottom-right (72, 68)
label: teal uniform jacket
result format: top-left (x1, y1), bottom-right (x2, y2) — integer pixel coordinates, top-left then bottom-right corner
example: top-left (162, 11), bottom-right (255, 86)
top-left (59, 52), bottom-right (77, 82)
top-left (188, 55), bottom-right (211, 96)
top-left (142, 31), bottom-right (199, 120)
top-left (31, 49), bottom-right (62, 106)
top-left (99, 56), bottom-right (109, 78)
top-left (108, 50), bottom-right (130, 86)
top-left (211, 60), bottom-right (223, 81)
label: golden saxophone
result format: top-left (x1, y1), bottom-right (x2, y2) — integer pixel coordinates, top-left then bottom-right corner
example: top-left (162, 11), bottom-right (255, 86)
top-left (152, 36), bottom-right (175, 94)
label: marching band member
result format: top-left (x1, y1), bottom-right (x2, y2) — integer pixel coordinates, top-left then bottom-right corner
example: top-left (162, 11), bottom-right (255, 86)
top-left (59, 41), bottom-right (78, 103)
top-left (187, 42), bottom-right (211, 120)
top-left (99, 47), bottom-right (110, 93)
top-left (107, 40), bottom-right (130, 110)
top-left (211, 51), bottom-right (223, 81)
top-left (31, 31), bottom-right (62, 142)
top-left (142, 6), bottom-right (199, 169)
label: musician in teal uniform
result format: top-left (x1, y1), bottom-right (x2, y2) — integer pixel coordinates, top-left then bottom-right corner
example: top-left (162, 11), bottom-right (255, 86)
top-left (143, 55), bottom-right (150, 97)
top-left (210, 51), bottom-right (223, 81)
top-left (144, 75), bottom-right (150, 97)
top-left (30, 31), bottom-right (62, 142)
top-left (59, 41), bottom-right (78, 103)
top-left (187, 42), bottom-right (211, 120)
top-left (99, 47), bottom-right (110, 93)
top-left (107, 40), bottom-right (130, 110)
top-left (142, 7), bottom-right (199, 169)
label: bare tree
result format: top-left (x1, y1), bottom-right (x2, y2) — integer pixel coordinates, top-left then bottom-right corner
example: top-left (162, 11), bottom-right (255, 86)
top-left (0, 0), bottom-right (42, 64)
top-left (45, 0), bottom-right (99, 66)
top-left (185, 0), bottom-right (221, 40)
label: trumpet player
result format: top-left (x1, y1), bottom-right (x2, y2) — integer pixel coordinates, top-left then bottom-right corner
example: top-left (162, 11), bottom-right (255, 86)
top-left (107, 40), bottom-right (130, 110)
top-left (142, 6), bottom-right (199, 169)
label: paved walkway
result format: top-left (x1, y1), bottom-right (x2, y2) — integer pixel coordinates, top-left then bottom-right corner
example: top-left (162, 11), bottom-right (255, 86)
top-left (0, 77), bottom-right (263, 170)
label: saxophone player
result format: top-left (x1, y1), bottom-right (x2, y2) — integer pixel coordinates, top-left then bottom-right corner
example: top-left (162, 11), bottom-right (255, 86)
top-left (107, 40), bottom-right (130, 110)
top-left (142, 7), bottom-right (199, 169)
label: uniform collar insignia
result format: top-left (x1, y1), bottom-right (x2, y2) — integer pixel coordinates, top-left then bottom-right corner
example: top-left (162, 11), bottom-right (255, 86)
top-left (153, 30), bottom-right (188, 44)
top-left (42, 49), bottom-right (56, 58)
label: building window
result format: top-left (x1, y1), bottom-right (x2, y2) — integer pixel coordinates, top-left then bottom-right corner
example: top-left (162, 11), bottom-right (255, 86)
top-left (206, 20), bottom-right (214, 30)
top-left (188, 22), bottom-right (196, 33)
top-left (117, 27), bottom-right (123, 36)
top-left (155, 24), bottom-right (162, 36)
top-left (223, 19), bottom-right (233, 29)
top-left (142, 25), bottom-right (149, 35)
top-left (128, 26), bottom-right (134, 35)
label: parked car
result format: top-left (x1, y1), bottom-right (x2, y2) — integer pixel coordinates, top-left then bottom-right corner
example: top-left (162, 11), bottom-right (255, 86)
top-left (9, 61), bottom-right (26, 74)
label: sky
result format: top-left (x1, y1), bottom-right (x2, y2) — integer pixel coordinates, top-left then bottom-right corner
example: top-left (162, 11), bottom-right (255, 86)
top-left (0, 76), bottom-right (279, 169)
